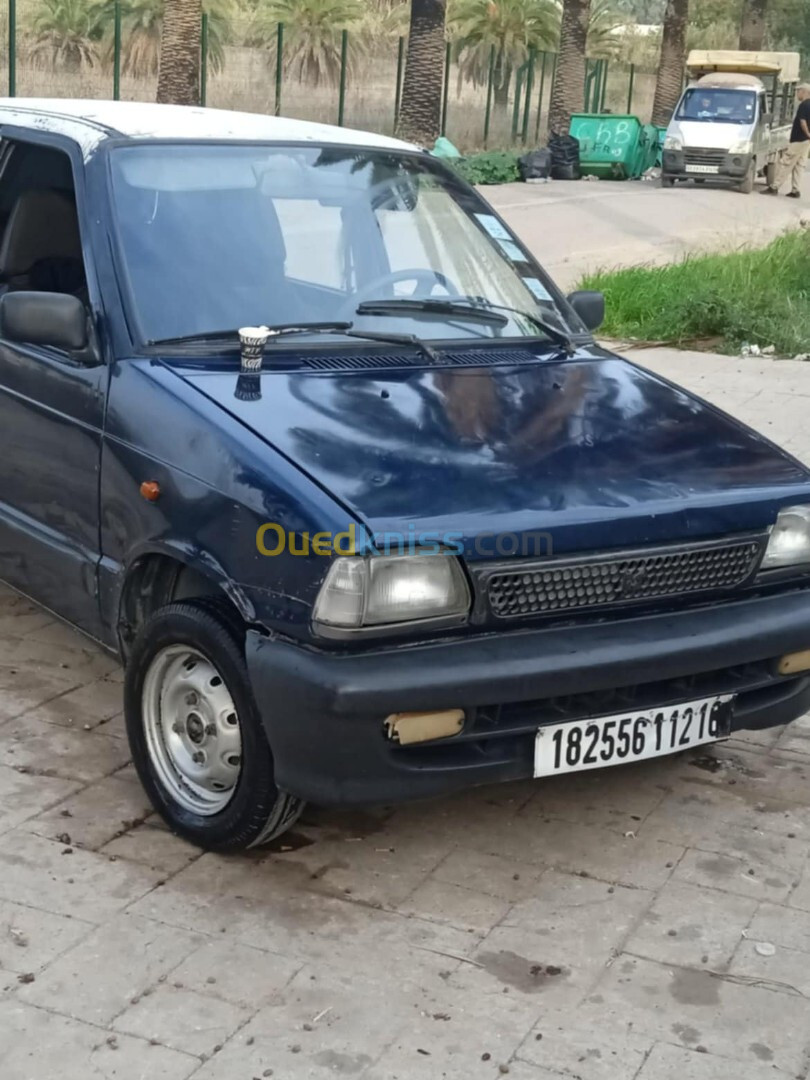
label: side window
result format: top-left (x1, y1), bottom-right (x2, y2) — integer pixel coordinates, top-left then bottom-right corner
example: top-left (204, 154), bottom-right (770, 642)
top-left (0, 142), bottom-right (88, 303)
top-left (273, 198), bottom-right (351, 291)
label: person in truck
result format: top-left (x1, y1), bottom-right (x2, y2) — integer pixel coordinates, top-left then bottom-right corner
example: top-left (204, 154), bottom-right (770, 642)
top-left (762, 83), bottom-right (810, 198)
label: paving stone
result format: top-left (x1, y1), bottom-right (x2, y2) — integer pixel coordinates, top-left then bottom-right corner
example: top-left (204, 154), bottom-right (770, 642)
top-left (788, 858), bottom-right (810, 911)
top-left (168, 938), bottom-right (302, 1008)
top-left (0, 662), bottom-right (82, 723)
top-left (24, 677), bottom-right (125, 731)
top-left (23, 775), bottom-right (152, 850)
top-left (113, 984), bottom-right (252, 1057)
top-left (578, 955), bottom-right (810, 1075)
top-left (623, 881), bottom-right (757, 968)
top-left (517, 1011), bottom-right (652, 1080)
top-left (0, 899), bottom-right (93, 977)
top-left (729, 938), bottom-right (810, 998)
top-left (775, 712), bottom-right (810, 758)
top-left (188, 967), bottom-right (419, 1080)
top-left (0, 999), bottom-right (198, 1080)
top-left (673, 837), bottom-right (804, 904)
top-left (459, 812), bottom-right (684, 890)
top-left (636, 1041), bottom-right (794, 1079)
top-left (0, 763), bottom-right (79, 835)
top-left (101, 821), bottom-right (201, 875)
top-left (431, 848), bottom-right (547, 903)
top-left (396, 878), bottom-right (512, 933)
top-left (128, 852), bottom-right (481, 984)
top-left (0, 711), bottom-right (131, 783)
top-left (0, 830), bottom-right (162, 922)
top-left (457, 872), bottom-right (652, 1007)
top-left (19, 912), bottom-right (204, 1024)
top-left (262, 825), bottom-right (448, 908)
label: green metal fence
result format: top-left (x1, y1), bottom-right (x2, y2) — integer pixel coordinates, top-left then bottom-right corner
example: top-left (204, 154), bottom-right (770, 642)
top-left (2, 8), bottom-right (659, 149)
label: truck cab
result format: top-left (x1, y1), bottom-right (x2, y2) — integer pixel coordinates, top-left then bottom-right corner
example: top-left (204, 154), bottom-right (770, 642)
top-left (662, 50), bottom-right (799, 192)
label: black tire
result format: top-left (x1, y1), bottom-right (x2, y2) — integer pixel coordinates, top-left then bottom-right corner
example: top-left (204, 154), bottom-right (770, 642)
top-left (661, 176), bottom-right (675, 188)
top-left (739, 160), bottom-right (755, 194)
top-left (124, 599), bottom-right (304, 852)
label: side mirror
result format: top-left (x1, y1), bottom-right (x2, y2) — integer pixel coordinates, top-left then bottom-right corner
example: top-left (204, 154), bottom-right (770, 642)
top-left (0, 291), bottom-right (88, 352)
top-left (761, 112), bottom-right (773, 125)
top-left (567, 289), bottom-right (605, 332)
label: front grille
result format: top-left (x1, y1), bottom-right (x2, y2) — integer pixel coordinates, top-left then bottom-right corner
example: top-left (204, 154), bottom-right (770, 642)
top-left (684, 148), bottom-right (727, 167)
top-left (477, 536), bottom-right (766, 621)
top-left (300, 346), bottom-right (542, 373)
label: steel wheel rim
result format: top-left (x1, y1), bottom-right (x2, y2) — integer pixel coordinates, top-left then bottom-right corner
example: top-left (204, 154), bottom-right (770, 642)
top-left (142, 645), bottom-right (242, 816)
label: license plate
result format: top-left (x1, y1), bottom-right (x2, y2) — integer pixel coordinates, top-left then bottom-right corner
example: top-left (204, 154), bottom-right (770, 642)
top-left (685, 164), bottom-right (720, 174)
top-left (533, 695), bottom-right (733, 778)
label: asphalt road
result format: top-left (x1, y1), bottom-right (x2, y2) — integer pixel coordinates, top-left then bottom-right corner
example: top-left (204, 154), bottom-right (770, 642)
top-left (487, 172), bottom-right (810, 289)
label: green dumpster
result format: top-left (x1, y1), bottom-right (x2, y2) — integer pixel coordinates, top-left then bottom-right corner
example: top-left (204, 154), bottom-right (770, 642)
top-left (568, 114), bottom-right (660, 179)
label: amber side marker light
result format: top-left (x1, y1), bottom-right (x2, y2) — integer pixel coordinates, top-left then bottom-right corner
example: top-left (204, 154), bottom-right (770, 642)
top-left (778, 650), bottom-right (810, 676)
top-left (385, 709), bottom-right (464, 746)
top-left (140, 480), bottom-right (161, 502)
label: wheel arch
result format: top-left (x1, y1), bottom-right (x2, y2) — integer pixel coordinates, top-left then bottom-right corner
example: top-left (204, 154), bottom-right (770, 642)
top-left (116, 548), bottom-right (253, 660)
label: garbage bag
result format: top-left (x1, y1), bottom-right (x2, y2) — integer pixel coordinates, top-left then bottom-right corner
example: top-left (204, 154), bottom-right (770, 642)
top-left (431, 136), bottom-right (462, 159)
top-left (518, 148), bottom-right (552, 181)
top-left (549, 133), bottom-right (581, 180)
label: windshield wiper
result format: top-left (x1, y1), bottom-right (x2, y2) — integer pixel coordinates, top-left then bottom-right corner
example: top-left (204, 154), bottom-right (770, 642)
top-left (356, 298), bottom-right (508, 327)
top-left (356, 297), bottom-right (575, 355)
top-left (148, 320), bottom-right (441, 365)
top-left (147, 321), bottom-right (355, 348)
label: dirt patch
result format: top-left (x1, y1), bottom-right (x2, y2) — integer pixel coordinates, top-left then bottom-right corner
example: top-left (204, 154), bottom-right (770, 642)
top-left (476, 950), bottom-right (569, 994)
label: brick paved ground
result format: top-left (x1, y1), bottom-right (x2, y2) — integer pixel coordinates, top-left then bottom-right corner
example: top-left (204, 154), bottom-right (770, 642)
top-left (1, 347), bottom-right (810, 1080)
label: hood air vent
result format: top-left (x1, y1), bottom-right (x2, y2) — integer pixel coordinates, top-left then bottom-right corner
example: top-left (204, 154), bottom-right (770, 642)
top-left (300, 347), bottom-right (544, 373)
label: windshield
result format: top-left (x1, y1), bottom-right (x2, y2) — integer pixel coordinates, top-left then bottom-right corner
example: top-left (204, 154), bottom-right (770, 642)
top-left (676, 87), bottom-right (757, 124)
top-left (108, 143), bottom-right (579, 345)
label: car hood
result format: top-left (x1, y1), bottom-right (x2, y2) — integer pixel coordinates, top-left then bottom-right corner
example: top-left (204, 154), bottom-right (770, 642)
top-left (668, 119), bottom-right (753, 148)
top-left (168, 347), bottom-right (810, 557)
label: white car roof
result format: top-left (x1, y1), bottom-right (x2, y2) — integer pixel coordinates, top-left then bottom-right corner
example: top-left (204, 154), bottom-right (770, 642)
top-left (0, 98), bottom-right (419, 158)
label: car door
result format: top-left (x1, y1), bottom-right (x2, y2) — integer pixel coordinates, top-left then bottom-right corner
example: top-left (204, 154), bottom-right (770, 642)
top-left (0, 132), bottom-right (107, 638)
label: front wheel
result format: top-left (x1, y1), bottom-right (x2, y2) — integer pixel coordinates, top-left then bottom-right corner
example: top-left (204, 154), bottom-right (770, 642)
top-left (661, 176), bottom-right (675, 188)
top-left (124, 600), bottom-right (304, 852)
top-left (739, 160), bottom-right (756, 194)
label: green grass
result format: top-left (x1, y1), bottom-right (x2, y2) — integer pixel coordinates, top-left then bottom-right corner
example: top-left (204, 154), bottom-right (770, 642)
top-left (579, 229), bottom-right (810, 358)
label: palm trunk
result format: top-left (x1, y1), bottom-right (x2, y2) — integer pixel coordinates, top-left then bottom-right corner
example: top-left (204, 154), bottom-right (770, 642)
top-left (396, 0), bottom-right (447, 146)
top-left (493, 50), bottom-right (511, 110)
top-left (739, 0), bottom-right (768, 50)
top-left (156, 0), bottom-right (202, 106)
top-left (548, 0), bottom-right (591, 137)
top-left (651, 0), bottom-right (688, 128)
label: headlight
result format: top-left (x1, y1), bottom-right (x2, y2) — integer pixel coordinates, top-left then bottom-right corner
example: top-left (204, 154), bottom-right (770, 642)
top-left (729, 139), bottom-right (753, 154)
top-left (664, 134), bottom-right (683, 150)
top-left (313, 553), bottom-right (471, 633)
top-left (761, 505), bottom-right (810, 569)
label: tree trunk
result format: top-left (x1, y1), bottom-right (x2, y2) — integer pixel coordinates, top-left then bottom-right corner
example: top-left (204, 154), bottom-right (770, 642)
top-left (493, 50), bottom-right (511, 110)
top-left (651, 0), bottom-right (688, 128)
top-left (548, 0), bottom-right (591, 137)
top-left (156, 0), bottom-right (202, 106)
top-left (739, 0), bottom-right (768, 51)
top-left (396, 0), bottom-right (447, 146)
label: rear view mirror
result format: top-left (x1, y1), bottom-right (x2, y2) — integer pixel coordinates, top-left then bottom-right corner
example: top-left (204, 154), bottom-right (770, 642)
top-left (567, 290), bottom-right (605, 332)
top-left (0, 291), bottom-right (88, 352)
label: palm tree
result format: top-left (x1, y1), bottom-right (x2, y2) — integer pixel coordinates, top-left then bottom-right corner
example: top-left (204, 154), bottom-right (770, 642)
top-left (157, 0), bottom-right (202, 104)
top-left (451, 0), bottom-right (559, 109)
top-left (260, 0), bottom-right (364, 87)
top-left (396, 0), bottom-right (448, 145)
top-left (30, 0), bottom-right (99, 71)
top-left (587, 0), bottom-right (627, 58)
top-left (547, 0), bottom-right (591, 135)
top-left (739, 0), bottom-right (767, 50)
top-left (94, 0), bottom-right (229, 78)
top-left (651, 0), bottom-right (688, 127)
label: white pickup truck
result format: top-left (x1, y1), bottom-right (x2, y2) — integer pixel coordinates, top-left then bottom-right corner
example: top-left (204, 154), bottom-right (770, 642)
top-left (661, 50), bottom-right (800, 193)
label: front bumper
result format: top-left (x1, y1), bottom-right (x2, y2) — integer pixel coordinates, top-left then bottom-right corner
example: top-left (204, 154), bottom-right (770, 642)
top-left (246, 589), bottom-right (810, 806)
top-left (662, 149), bottom-right (753, 183)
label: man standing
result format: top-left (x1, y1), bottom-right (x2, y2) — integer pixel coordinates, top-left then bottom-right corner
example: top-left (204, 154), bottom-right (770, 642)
top-left (762, 84), bottom-right (810, 198)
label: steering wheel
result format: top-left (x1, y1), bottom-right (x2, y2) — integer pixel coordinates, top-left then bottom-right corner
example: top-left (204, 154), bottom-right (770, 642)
top-left (344, 268), bottom-right (461, 320)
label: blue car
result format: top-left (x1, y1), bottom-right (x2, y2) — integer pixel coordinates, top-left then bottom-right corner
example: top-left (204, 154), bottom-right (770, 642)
top-left (1, 99), bottom-right (809, 851)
